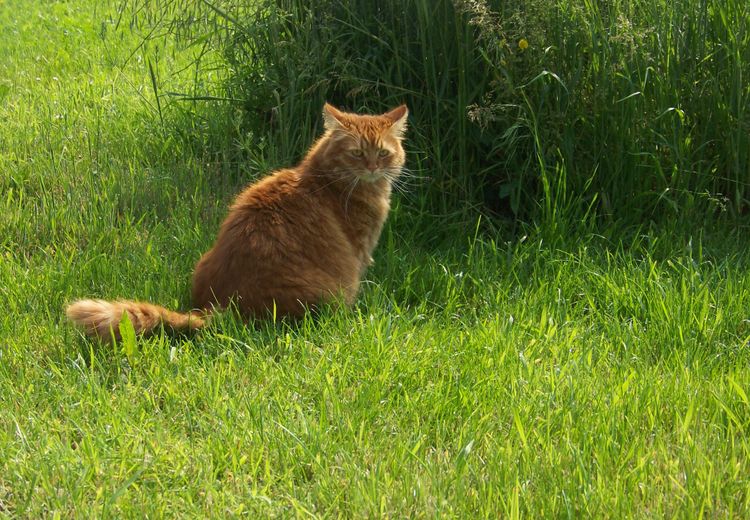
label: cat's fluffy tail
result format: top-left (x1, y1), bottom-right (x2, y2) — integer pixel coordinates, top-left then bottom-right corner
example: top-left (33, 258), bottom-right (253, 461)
top-left (66, 299), bottom-right (206, 341)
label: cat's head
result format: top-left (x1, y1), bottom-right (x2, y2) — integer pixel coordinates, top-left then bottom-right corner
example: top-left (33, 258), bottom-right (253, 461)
top-left (316, 103), bottom-right (408, 183)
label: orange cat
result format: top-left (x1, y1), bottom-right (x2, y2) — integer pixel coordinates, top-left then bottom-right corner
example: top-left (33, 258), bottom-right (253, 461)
top-left (67, 103), bottom-right (408, 339)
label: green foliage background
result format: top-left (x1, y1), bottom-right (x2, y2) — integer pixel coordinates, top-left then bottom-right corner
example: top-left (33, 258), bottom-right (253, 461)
top-left (129, 0), bottom-right (750, 229)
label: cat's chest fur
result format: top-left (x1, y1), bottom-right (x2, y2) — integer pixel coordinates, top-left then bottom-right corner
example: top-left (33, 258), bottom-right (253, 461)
top-left (327, 181), bottom-right (392, 266)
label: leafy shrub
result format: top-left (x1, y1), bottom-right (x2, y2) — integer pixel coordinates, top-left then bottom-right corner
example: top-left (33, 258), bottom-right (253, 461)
top-left (125, 0), bottom-right (750, 227)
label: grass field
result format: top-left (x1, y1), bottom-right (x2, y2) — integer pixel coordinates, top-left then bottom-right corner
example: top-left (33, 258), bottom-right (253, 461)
top-left (2, 0), bottom-right (750, 517)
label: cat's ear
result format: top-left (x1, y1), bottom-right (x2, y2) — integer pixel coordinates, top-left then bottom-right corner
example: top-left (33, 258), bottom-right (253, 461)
top-left (323, 103), bottom-right (348, 131)
top-left (384, 105), bottom-right (408, 137)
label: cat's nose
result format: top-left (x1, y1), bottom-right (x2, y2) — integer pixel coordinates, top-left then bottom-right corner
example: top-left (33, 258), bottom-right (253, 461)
top-left (366, 163), bottom-right (378, 172)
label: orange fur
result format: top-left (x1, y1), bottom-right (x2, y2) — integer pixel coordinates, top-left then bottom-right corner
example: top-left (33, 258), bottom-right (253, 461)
top-left (65, 299), bottom-right (205, 340)
top-left (66, 103), bottom-right (408, 340)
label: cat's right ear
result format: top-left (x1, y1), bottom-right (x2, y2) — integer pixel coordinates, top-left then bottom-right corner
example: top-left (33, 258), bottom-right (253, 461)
top-left (323, 103), bottom-right (347, 131)
top-left (384, 104), bottom-right (408, 137)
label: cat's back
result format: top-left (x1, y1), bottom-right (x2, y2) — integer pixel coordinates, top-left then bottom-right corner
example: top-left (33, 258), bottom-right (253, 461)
top-left (231, 168), bottom-right (301, 211)
top-left (219, 168), bottom-right (313, 233)
top-left (201, 165), bottom-right (348, 267)
top-left (191, 166), bottom-right (356, 314)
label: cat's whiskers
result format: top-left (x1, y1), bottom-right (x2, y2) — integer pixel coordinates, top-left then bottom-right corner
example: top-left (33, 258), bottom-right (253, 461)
top-left (383, 167), bottom-right (427, 189)
top-left (386, 166), bottom-right (427, 183)
top-left (342, 175), bottom-right (361, 218)
top-left (378, 167), bottom-right (426, 199)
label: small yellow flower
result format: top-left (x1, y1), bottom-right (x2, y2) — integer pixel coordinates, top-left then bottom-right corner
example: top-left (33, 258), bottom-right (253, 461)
top-left (518, 38), bottom-right (529, 51)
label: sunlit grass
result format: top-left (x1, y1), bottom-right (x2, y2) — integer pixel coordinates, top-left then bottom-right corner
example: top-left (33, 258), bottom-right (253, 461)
top-left (1, 0), bottom-right (750, 517)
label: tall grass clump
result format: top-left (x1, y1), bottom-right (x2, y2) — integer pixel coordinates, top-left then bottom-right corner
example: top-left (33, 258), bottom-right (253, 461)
top-left (125, 0), bottom-right (750, 229)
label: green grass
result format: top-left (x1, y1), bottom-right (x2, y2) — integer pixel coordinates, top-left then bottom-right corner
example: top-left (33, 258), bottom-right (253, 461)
top-left (2, 0), bottom-right (750, 517)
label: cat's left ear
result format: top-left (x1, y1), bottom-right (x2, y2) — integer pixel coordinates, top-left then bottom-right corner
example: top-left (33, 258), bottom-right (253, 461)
top-left (384, 105), bottom-right (408, 137)
top-left (323, 103), bottom-right (348, 132)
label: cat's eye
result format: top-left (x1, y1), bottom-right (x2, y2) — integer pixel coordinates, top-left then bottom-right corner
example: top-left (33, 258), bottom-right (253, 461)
top-left (378, 149), bottom-right (390, 157)
top-left (350, 149), bottom-right (364, 157)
